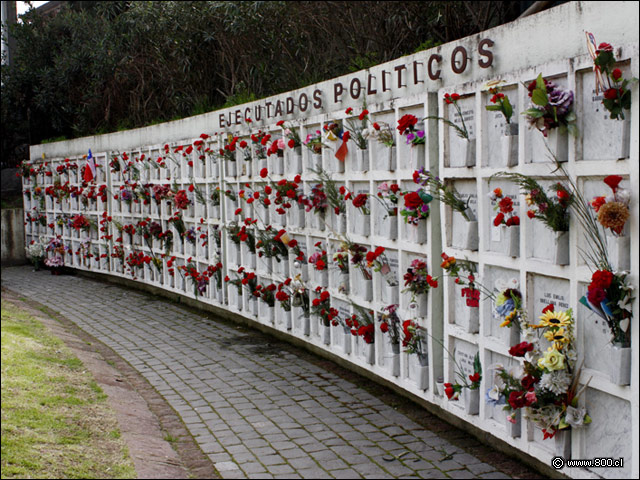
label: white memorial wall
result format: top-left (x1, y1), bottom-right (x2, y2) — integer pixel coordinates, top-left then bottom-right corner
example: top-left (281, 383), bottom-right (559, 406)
top-left (23, 3), bottom-right (639, 477)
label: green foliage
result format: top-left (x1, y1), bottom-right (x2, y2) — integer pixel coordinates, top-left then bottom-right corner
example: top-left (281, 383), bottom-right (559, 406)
top-left (2, 1), bottom-right (521, 167)
top-left (413, 39), bottom-right (442, 53)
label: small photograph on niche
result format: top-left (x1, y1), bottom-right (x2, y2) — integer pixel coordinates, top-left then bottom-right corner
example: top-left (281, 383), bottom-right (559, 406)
top-left (439, 92), bottom-right (475, 168)
top-left (397, 105), bottom-right (426, 171)
top-left (485, 181), bottom-right (519, 257)
top-left (523, 74), bottom-right (576, 164)
top-left (483, 82), bottom-right (518, 168)
top-left (577, 176), bottom-right (631, 271)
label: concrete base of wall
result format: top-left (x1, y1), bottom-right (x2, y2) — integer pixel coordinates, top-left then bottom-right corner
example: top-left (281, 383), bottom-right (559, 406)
top-left (1, 208), bottom-right (27, 266)
top-left (75, 268), bottom-right (566, 479)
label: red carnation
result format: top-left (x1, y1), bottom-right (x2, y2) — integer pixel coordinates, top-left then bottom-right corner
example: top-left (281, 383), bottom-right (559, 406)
top-left (603, 175), bottom-right (623, 193)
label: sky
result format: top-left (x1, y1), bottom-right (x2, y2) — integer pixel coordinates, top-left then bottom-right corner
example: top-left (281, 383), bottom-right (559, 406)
top-left (16, 1), bottom-right (49, 16)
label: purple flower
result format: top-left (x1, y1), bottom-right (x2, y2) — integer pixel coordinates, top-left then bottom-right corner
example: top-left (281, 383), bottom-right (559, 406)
top-left (547, 82), bottom-right (574, 117)
top-left (121, 189), bottom-right (133, 202)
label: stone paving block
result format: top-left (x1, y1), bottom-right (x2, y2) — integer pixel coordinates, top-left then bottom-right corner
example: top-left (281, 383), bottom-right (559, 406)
top-left (239, 461), bottom-right (267, 474)
top-left (478, 471), bottom-right (511, 479)
top-left (432, 458), bottom-right (464, 472)
top-left (266, 464), bottom-right (295, 475)
top-left (466, 462), bottom-right (498, 475)
top-left (253, 446), bottom-right (277, 457)
top-left (258, 454), bottom-right (286, 466)
top-left (446, 469), bottom-right (477, 479)
top-left (294, 468), bottom-right (331, 478)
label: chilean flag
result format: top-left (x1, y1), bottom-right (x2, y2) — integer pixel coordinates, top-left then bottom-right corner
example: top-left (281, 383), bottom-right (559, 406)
top-left (83, 149), bottom-right (96, 183)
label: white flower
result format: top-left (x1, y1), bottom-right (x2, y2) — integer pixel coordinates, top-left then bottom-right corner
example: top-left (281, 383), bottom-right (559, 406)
top-left (507, 278), bottom-right (519, 290)
top-left (615, 188), bottom-right (630, 206)
top-left (565, 406), bottom-right (587, 427)
top-left (539, 370), bottom-right (571, 395)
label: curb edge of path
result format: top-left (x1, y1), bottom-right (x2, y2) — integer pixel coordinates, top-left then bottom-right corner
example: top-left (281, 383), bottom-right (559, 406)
top-left (2, 286), bottom-right (219, 480)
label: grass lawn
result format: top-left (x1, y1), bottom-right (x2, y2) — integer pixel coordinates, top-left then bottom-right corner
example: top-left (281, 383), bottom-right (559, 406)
top-left (1, 301), bottom-right (136, 479)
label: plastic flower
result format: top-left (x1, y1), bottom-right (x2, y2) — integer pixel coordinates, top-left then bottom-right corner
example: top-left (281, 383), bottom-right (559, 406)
top-left (543, 328), bottom-right (571, 350)
top-left (537, 347), bottom-right (565, 372)
top-left (597, 201), bottom-right (629, 234)
top-left (534, 309), bottom-right (571, 330)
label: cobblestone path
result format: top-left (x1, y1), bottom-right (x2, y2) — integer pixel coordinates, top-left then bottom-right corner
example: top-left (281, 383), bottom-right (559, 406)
top-left (2, 267), bottom-right (539, 479)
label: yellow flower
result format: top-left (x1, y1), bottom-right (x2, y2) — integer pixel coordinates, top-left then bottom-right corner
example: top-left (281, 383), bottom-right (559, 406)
top-left (500, 309), bottom-right (518, 328)
top-left (536, 309), bottom-right (571, 329)
top-left (543, 328), bottom-right (571, 350)
top-left (538, 347), bottom-right (566, 371)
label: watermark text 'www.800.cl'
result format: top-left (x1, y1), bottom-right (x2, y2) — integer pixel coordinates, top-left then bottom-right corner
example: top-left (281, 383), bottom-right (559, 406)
top-left (552, 457), bottom-right (624, 470)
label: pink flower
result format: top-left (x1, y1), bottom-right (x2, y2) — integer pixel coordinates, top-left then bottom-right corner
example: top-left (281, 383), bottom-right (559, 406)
top-left (525, 391), bottom-right (537, 404)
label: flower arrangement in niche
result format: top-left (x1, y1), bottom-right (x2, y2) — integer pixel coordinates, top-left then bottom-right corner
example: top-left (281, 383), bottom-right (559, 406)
top-left (310, 168), bottom-right (346, 216)
top-left (494, 278), bottom-right (523, 329)
top-left (276, 280), bottom-right (292, 312)
top-left (586, 34), bottom-right (633, 120)
top-left (489, 188), bottom-right (519, 227)
top-left (413, 169), bottom-right (474, 221)
top-left (484, 80), bottom-right (514, 124)
top-left (401, 319), bottom-right (428, 358)
top-left (267, 136), bottom-right (285, 157)
top-left (351, 191), bottom-right (370, 216)
top-left (250, 131), bottom-right (270, 159)
top-left (492, 173), bottom-right (572, 232)
top-left (489, 306), bottom-right (590, 439)
top-left (276, 120), bottom-right (302, 149)
top-left (581, 270), bottom-right (633, 347)
top-left (304, 129), bottom-right (326, 154)
top-left (397, 114), bottom-right (425, 146)
top-left (402, 258), bottom-right (438, 305)
top-left (365, 246), bottom-right (397, 287)
top-left (523, 74), bottom-right (577, 137)
top-left (441, 253), bottom-right (487, 308)
top-left (438, 93), bottom-right (471, 140)
top-left (369, 121), bottom-right (396, 147)
top-left (591, 175), bottom-right (630, 236)
top-left (380, 304), bottom-right (402, 345)
top-left (400, 189), bottom-right (432, 224)
top-left (445, 352), bottom-right (482, 401)
top-left (272, 176), bottom-right (303, 215)
top-left (311, 287), bottom-right (338, 326)
top-left (309, 242), bottom-right (328, 272)
top-left (375, 182), bottom-right (399, 218)
top-left (219, 135), bottom-right (239, 162)
top-left (343, 240), bottom-right (371, 280)
top-left (349, 303), bottom-right (375, 344)
top-left (343, 107), bottom-right (371, 150)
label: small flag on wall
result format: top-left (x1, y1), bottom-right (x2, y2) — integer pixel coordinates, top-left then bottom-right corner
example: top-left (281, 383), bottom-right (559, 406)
top-left (83, 149), bottom-right (96, 183)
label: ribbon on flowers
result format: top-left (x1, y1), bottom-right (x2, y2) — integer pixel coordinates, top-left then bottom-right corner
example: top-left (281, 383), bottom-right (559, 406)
top-left (335, 131), bottom-right (350, 162)
top-left (585, 31), bottom-right (605, 94)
